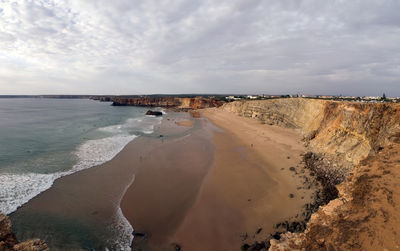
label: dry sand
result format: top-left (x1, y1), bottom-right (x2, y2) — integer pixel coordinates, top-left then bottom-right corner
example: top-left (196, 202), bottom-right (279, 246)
top-left (122, 108), bottom-right (313, 250)
top-left (13, 109), bottom-right (313, 250)
top-left (169, 109), bottom-right (312, 250)
top-left (175, 120), bottom-right (194, 127)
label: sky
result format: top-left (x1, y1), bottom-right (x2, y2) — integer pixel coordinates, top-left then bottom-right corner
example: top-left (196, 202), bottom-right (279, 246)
top-left (0, 0), bottom-right (399, 96)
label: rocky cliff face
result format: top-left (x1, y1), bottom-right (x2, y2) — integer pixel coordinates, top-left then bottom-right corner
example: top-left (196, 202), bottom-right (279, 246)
top-left (221, 99), bottom-right (400, 250)
top-left (110, 97), bottom-right (224, 109)
top-left (0, 214), bottom-right (48, 251)
top-left (270, 144), bottom-right (400, 250)
top-left (222, 99), bottom-right (400, 167)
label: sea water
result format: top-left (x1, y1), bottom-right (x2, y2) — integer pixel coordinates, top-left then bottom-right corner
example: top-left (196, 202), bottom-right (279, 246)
top-left (0, 98), bottom-right (161, 249)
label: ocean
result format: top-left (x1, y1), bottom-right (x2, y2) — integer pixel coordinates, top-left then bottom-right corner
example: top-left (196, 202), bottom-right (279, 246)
top-left (0, 98), bottom-right (162, 249)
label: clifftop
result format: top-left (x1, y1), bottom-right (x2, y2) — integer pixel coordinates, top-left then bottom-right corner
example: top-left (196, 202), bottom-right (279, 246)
top-left (0, 214), bottom-right (48, 251)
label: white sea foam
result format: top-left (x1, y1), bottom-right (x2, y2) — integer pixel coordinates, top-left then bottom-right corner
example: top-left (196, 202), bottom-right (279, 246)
top-left (99, 117), bottom-right (160, 135)
top-left (0, 134), bottom-right (136, 215)
top-left (99, 124), bottom-right (123, 134)
top-left (0, 114), bottom-right (162, 250)
top-left (108, 175), bottom-right (135, 250)
top-left (0, 114), bottom-right (161, 215)
top-left (0, 172), bottom-right (59, 215)
top-left (110, 207), bottom-right (134, 250)
top-left (72, 135), bottom-right (136, 173)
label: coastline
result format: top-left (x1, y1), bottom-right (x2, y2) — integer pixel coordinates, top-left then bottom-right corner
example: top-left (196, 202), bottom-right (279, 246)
top-left (5, 98), bottom-right (400, 250)
top-left (10, 106), bottom-right (315, 250)
top-left (121, 108), bottom-right (314, 250)
top-left (120, 114), bottom-right (215, 250)
top-left (9, 110), bottom-right (187, 250)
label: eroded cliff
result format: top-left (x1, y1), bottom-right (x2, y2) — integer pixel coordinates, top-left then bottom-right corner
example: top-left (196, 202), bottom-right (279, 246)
top-left (110, 96), bottom-right (224, 109)
top-left (221, 98), bottom-right (400, 250)
top-left (223, 98), bottom-right (400, 167)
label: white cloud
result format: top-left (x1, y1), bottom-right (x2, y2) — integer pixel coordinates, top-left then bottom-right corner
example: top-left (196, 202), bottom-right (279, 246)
top-left (0, 0), bottom-right (399, 95)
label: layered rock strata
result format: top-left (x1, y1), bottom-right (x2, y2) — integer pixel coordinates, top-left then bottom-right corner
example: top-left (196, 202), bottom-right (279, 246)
top-left (110, 97), bottom-right (224, 109)
top-left (222, 98), bottom-right (400, 169)
top-left (221, 98), bottom-right (400, 250)
top-left (270, 144), bottom-right (400, 250)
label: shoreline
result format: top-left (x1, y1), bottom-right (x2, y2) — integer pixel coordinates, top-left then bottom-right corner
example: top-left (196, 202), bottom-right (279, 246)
top-left (9, 111), bottom-right (188, 250)
top-left (9, 106), bottom-right (316, 250)
top-left (121, 108), bottom-right (315, 250)
top-left (6, 98), bottom-right (400, 250)
top-left (120, 114), bottom-right (215, 250)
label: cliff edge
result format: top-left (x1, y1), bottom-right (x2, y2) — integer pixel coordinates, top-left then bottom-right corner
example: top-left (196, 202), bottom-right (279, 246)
top-left (222, 98), bottom-right (400, 250)
top-left (0, 214), bottom-right (48, 251)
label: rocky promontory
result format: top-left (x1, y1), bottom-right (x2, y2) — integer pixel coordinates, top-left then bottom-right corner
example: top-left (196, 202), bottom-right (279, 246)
top-left (109, 96), bottom-right (224, 109)
top-left (0, 214), bottom-right (48, 251)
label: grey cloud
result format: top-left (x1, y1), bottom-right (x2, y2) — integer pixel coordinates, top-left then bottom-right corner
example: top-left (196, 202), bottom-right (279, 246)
top-left (0, 0), bottom-right (399, 96)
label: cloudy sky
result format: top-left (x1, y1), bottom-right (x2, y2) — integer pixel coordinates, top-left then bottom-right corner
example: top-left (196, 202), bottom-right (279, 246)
top-left (0, 0), bottom-right (399, 96)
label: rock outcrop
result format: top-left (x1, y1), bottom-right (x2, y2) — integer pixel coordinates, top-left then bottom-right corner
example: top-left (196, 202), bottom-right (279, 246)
top-left (221, 98), bottom-right (400, 250)
top-left (110, 97), bottom-right (224, 109)
top-left (145, 110), bottom-right (163, 116)
top-left (270, 144), bottom-right (400, 250)
top-left (0, 214), bottom-right (48, 251)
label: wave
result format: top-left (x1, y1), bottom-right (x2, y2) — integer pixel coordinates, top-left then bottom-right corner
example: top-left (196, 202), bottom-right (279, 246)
top-left (0, 114), bottom-right (164, 250)
top-left (99, 117), bottom-right (161, 135)
top-left (0, 134), bottom-right (136, 215)
top-left (108, 175), bottom-right (135, 250)
top-left (73, 135), bottom-right (136, 172)
top-left (0, 172), bottom-right (58, 215)
top-left (0, 115), bottom-right (161, 215)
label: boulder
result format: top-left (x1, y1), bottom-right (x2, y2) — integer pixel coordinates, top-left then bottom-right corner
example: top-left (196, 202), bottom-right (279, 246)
top-left (146, 110), bottom-right (163, 116)
top-left (13, 239), bottom-right (48, 251)
top-left (0, 214), bottom-right (49, 251)
top-left (0, 214), bottom-right (17, 248)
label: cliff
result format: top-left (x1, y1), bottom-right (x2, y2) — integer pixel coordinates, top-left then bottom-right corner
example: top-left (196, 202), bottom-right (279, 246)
top-left (222, 98), bottom-right (400, 167)
top-left (221, 99), bottom-right (400, 250)
top-left (269, 144), bottom-right (400, 250)
top-left (110, 97), bottom-right (224, 109)
top-left (0, 214), bottom-right (48, 251)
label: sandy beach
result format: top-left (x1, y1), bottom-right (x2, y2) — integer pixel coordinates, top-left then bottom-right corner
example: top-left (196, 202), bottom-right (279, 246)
top-left (121, 108), bottom-right (313, 250)
top-left (11, 108), bottom-right (313, 250)
top-left (9, 111), bottom-right (200, 250)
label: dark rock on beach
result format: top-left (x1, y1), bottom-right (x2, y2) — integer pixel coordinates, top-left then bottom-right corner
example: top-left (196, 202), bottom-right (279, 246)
top-left (132, 231), bottom-right (148, 239)
top-left (146, 110), bottom-right (163, 116)
top-left (241, 241), bottom-right (268, 251)
top-left (172, 243), bottom-right (181, 251)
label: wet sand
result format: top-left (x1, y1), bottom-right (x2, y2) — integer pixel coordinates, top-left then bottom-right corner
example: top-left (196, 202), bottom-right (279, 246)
top-left (11, 108), bottom-right (313, 250)
top-left (10, 112), bottom-right (197, 250)
top-left (120, 117), bottom-right (214, 250)
top-left (10, 133), bottom-right (169, 249)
